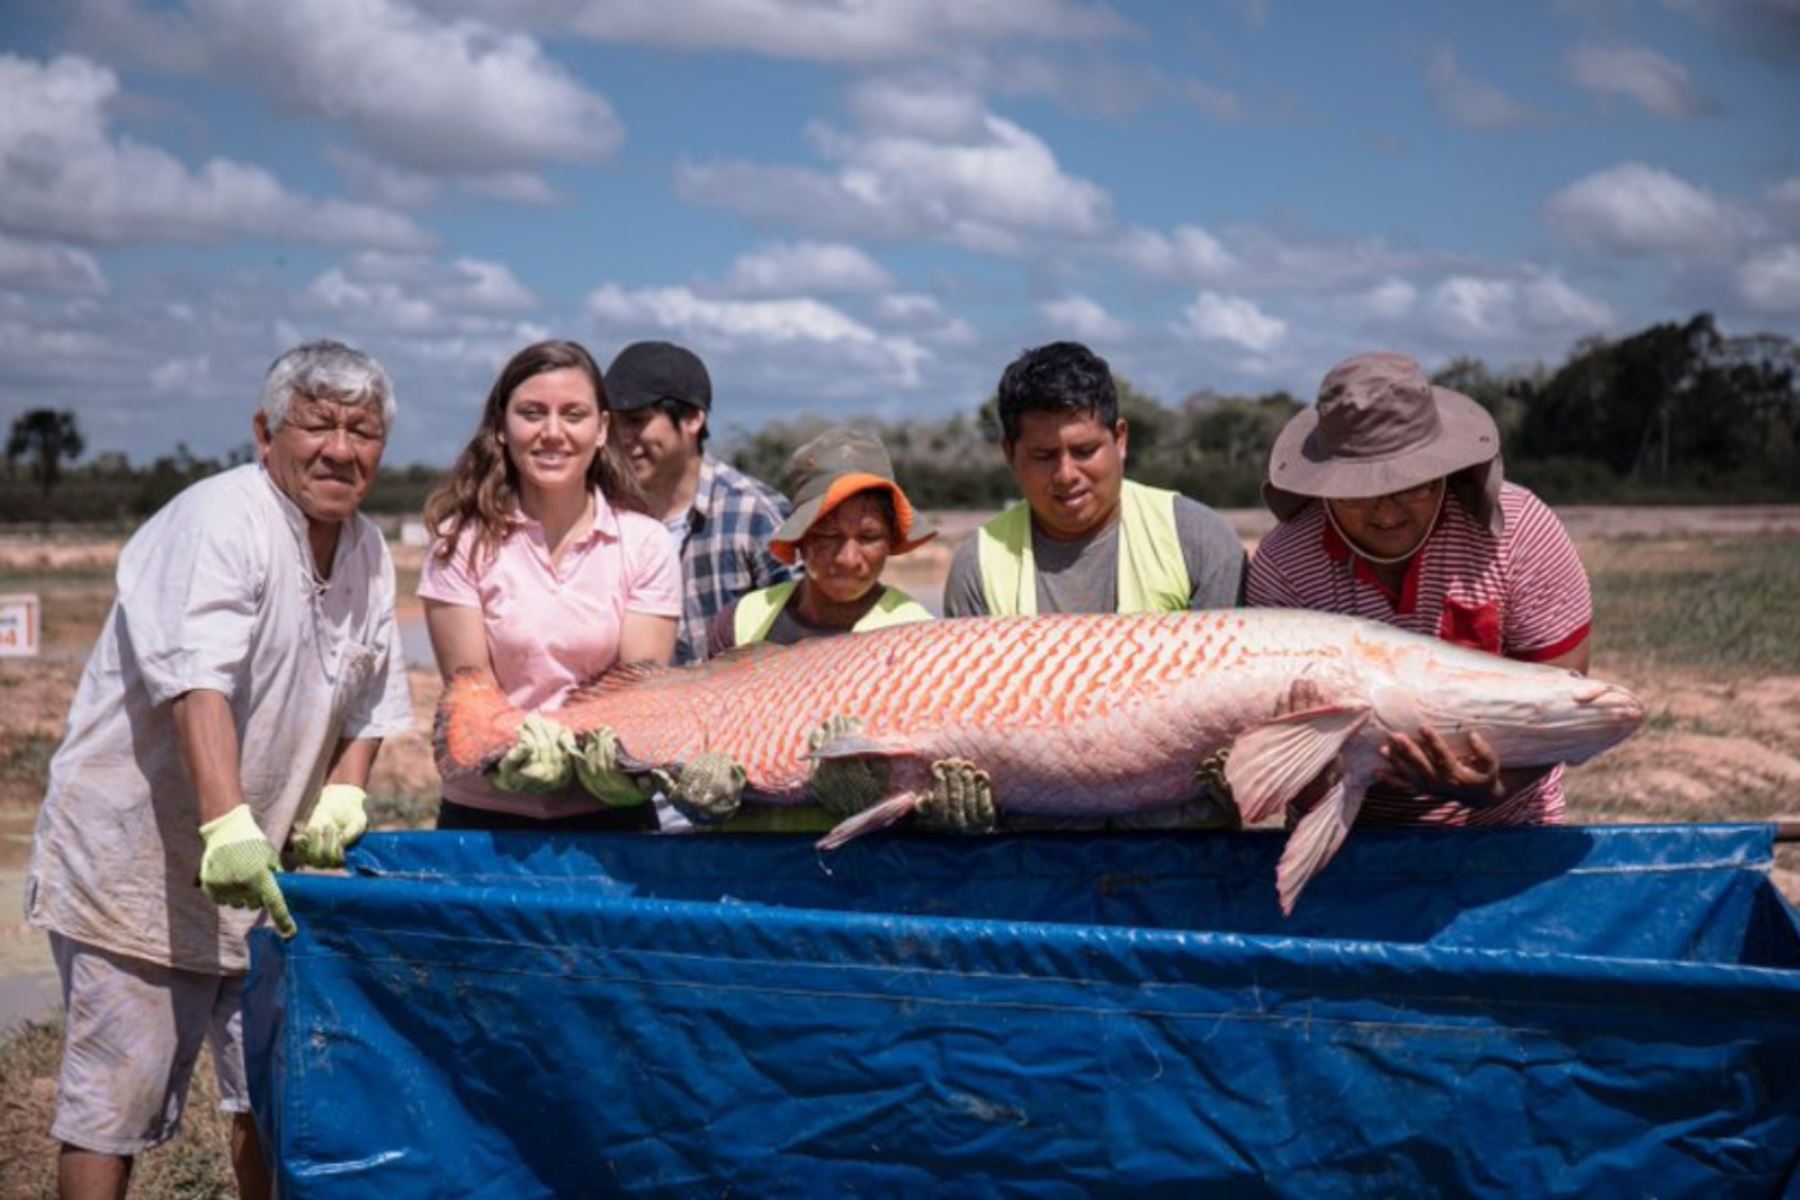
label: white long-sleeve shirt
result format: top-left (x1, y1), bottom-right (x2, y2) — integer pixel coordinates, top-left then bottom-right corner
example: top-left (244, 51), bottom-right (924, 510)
top-left (26, 464), bottom-right (413, 973)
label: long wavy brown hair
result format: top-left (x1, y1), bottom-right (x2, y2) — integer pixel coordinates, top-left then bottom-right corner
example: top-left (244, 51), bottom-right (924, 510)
top-left (424, 340), bottom-right (649, 568)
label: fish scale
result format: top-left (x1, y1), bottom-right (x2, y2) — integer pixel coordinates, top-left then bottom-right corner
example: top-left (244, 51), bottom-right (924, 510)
top-left (434, 608), bottom-right (1644, 913)
top-left (443, 610), bottom-right (1301, 809)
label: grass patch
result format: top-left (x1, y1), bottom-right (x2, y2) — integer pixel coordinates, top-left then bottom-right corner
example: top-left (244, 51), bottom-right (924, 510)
top-left (0, 1020), bottom-right (237, 1199)
top-left (0, 732), bottom-right (59, 792)
top-left (0, 569), bottom-right (117, 590)
top-left (1590, 538), bottom-right (1800, 671)
top-left (367, 789), bottom-right (439, 830)
top-left (1639, 710), bottom-right (1738, 738)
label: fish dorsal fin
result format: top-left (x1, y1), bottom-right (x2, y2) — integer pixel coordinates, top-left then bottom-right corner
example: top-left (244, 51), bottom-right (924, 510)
top-left (567, 659), bottom-right (673, 699)
top-left (1226, 705), bottom-right (1371, 826)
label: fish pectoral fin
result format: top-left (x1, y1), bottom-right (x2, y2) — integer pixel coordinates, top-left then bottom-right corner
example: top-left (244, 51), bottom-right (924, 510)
top-left (1275, 774), bottom-right (1370, 917)
top-left (1225, 705), bottom-right (1371, 826)
top-left (816, 792), bottom-right (923, 851)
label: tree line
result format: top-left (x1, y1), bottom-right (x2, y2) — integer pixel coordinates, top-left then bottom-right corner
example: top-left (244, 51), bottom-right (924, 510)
top-left (4, 312), bottom-right (1796, 526)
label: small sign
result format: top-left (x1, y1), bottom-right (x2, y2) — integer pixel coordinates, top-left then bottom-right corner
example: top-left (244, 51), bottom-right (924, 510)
top-left (0, 593), bottom-right (40, 658)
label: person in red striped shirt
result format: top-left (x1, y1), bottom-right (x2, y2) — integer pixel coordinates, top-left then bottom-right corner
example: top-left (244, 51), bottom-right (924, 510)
top-left (1247, 351), bottom-right (1593, 826)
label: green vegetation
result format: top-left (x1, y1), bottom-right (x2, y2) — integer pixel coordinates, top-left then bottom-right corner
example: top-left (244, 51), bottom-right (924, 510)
top-left (0, 732), bottom-right (58, 792)
top-left (0, 1020), bottom-right (237, 1199)
top-left (5, 311), bottom-right (1796, 524)
top-left (1589, 539), bottom-right (1800, 671)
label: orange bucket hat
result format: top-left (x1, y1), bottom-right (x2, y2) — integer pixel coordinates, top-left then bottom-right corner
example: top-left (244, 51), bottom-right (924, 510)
top-left (767, 427), bottom-right (936, 565)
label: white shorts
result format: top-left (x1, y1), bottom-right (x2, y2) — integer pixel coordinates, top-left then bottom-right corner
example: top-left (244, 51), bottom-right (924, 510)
top-left (49, 932), bottom-right (251, 1157)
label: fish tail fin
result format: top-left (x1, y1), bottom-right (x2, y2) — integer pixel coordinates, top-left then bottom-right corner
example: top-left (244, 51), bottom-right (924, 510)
top-left (434, 668), bottom-right (525, 780)
top-left (1275, 777), bottom-right (1368, 916)
top-left (816, 793), bottom-right (923, 851)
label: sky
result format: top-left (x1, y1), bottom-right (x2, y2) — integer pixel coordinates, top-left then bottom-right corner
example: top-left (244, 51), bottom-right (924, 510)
top-left (1, 0), bottom-right (1797, 466)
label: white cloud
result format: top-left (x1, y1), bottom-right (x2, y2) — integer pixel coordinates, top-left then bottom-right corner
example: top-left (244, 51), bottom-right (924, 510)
top-left (1355, 278), bottom-right (1419, 321)
top-left (1424, 47), bottom-right (1535, 130)
top-left (83, 0), bottom-right (623, 176)
top-left (1565, 44), bottom-right (1718, 117)
top-left (149, 353), bottom-right (213, 393)
top-left (1116, 223), bottom-right (1457, 293)
top-left (1039, 294), bottom-right (1131, 342)
top-left (1521, 273), bottom-right (1617, 328)
top-left (560, 0), bottom-right (1128, 64)
top-left (1736, 244), bottom-right (1800, 313)
top-left (1661, 0), bottom-right (1800, 67)
top-left (1770, 177), bottom-right (1800, 230)
top-left (0, 54), bottom-right (428, 249)
top-left (585, 283), bottom-right (928, 387)
top-left (1546, 162), bottom-right (1740, 256)
top-left (1174, 291), bottom-right (1287, 352)
top-left (0, 233), bottom-right (107, 295)
top-left (722, 242), bottom-right (894, 295)
top-left (677, 109), bottom-right (1111, 255)
top-left (1116, 226), bottom-right (1238, 283)
top-left (1181, 79), bottom-right (1245, 123)
top-left (329, 147), bottom-right (565, 209)
top-left (1426, 271), bottom-right (1614, 341)
top-left (876, 293), bottom-right (944, 322)
top-left (847, 77), bottom-right (990, 141)
top-left (302, 252), bottom-right (538, 334)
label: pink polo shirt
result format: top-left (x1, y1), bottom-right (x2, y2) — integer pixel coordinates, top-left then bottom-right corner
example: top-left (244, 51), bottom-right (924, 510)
top-left (420, 490), bottom-right (682, 816)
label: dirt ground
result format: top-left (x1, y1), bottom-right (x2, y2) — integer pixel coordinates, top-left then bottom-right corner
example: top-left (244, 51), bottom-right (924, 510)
top-left (3, 507), bottom-right (1799, 1007)
top-left (1, 507), bottom-right (1798, 1197)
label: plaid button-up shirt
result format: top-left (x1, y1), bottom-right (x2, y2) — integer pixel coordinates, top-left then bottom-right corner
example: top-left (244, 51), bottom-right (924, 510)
top-left (673, 456), bottom-right (796, 663)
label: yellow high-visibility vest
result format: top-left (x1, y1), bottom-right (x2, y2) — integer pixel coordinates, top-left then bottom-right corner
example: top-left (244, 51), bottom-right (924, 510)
top-left (733, 580), bottom-right (932, 645)
top-left (976, 479), bottom-right (1190, 616)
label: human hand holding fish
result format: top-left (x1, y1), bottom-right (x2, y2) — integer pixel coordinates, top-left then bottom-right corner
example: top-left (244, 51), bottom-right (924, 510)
top-left (1380, 727), bottom-right (1507, 805)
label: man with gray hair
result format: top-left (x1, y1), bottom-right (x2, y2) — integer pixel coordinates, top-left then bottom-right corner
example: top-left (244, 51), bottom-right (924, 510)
top-left (25, 339), bottom-right (414, 1199)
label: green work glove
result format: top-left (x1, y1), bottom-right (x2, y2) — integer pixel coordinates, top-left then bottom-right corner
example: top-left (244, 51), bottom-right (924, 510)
top-left (573, 728), bottom-right (648, 807)
top-left (494, 715), bottom-right (576, 794)
top-left (1193, 748), bottom-right (1233, 806)
top-left (917, 758), bottom-right (998, 833)
top-left (199, 804), bottom-right (296, 939)
top-left (290, 783), bottom-right (368, 869)
top-left (652, 751), bottom-right (746, 825)
top-left (1109, 750), bottom-right (1241, 830)
top-left (808, 715), bottom-right (890, 817)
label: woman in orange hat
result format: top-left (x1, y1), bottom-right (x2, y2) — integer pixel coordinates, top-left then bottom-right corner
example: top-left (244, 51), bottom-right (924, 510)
top-left (707, 425), bottom-right (936, 655)
top-left (706, 425), bottom-right (942, 833)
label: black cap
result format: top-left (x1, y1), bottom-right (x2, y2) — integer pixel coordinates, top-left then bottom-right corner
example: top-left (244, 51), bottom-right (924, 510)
top-left (603, 341), bottom-right (712, 413)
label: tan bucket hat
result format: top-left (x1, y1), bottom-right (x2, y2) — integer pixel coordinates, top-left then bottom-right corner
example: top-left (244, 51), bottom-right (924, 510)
top-left (1264, 351), bottom-right (1505, 535)
top-left (768, 427), bottom-right (936, 565)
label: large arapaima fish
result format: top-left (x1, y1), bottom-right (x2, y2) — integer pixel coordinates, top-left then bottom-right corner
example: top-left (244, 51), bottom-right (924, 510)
top-left (434, 609), bottom-right (1644, 913)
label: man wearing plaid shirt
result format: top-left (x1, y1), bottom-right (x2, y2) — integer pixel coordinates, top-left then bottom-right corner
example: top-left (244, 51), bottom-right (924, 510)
top-left (605, 341), bottom-right (796, 666)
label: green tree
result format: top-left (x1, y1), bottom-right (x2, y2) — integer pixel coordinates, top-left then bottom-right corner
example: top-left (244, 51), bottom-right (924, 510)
top-left (5, 408), bottom-right (85, 495)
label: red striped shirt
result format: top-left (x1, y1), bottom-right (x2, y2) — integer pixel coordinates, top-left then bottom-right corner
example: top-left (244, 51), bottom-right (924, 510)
top-left (1247, 482), bottom-right (1593, 826)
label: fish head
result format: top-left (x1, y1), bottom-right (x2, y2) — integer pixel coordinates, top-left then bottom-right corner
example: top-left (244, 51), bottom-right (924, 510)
top-left (1400, 639), bottom-right (1645, 767)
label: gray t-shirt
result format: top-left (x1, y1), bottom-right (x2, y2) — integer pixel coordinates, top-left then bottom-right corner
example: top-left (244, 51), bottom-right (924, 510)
top-left (943, 494), bottom-right (1247, 617)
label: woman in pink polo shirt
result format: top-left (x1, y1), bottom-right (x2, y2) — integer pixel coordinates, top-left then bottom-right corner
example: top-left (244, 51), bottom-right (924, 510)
top-left (420, 340), bottom-right (682, 831)
top-left (1247, 351), bottom-right (1594, 828)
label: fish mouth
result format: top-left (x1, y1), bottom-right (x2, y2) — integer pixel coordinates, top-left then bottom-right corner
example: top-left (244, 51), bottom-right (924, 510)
top-left (1576, 683), bottom-right (1646, 727)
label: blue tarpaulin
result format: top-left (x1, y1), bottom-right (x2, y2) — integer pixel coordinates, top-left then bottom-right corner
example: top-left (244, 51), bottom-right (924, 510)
top-left (245, 824), bottom-right (1800, 1198)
